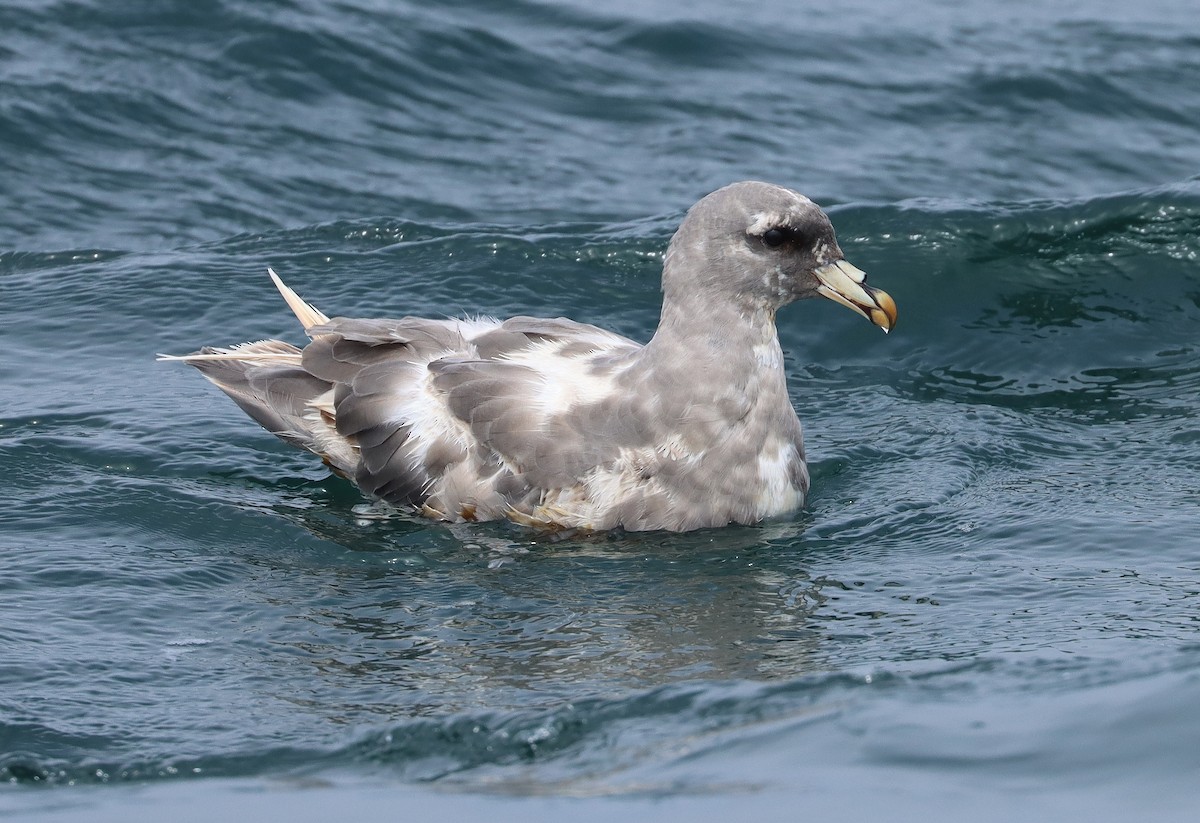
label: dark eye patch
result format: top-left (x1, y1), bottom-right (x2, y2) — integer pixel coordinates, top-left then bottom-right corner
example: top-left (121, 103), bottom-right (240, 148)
top-left (762, 228), bottom-right (786, 247)
top-left (759, 225), bottom-right (811, 249)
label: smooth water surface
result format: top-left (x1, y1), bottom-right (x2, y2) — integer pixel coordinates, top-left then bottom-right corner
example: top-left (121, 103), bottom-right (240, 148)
top-left (2, 1), bottom-right (1199, 820)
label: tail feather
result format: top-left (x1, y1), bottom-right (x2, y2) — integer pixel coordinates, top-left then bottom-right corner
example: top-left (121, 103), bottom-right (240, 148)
top-left (156, 339), bottom-right (303, 364)
top-left (158, 270), bottom-right (349, 468)
top-left (184, 341), bottom-right (331, 451)
top-left (269, 267), bottom-right (329, 331)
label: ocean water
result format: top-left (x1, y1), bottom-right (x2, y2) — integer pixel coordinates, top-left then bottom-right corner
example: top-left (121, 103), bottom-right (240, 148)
top-left (3, 0), bottom-right (1200, 820)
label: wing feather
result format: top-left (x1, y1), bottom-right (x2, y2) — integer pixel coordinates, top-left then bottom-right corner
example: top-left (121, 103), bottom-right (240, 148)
top-left (427, 322), bottom-right (645, 491)
top-left (175, 286), bottom-right (655, 519)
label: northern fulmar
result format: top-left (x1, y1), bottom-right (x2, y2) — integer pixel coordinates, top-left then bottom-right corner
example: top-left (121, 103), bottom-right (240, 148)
top-left (161, 181), bottom-right (896, 532)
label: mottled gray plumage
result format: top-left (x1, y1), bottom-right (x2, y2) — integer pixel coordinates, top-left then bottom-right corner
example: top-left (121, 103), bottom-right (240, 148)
top-left (162, 181), bottom-right (896, 532)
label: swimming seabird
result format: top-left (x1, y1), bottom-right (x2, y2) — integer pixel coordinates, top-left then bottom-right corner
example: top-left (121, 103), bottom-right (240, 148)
top-left (161, 181), bottom-right (896, 532)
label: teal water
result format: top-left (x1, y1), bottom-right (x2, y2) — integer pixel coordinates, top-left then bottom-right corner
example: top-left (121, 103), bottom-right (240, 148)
top-left (3, 1), bottom-right (1200, 820)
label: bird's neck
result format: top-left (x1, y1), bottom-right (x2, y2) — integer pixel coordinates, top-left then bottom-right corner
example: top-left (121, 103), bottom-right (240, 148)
top-left (649, 291), bottom-right (779, 364)
top-left (638, 292), bottom-right (791, 412)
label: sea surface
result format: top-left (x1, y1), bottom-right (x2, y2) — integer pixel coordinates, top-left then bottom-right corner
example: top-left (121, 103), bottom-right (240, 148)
top-left (2, 1), bottom-right (1199, 820)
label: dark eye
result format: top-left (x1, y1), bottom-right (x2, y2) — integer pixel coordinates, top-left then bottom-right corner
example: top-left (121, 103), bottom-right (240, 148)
top-left (762, 228), bottom-right (786, 247)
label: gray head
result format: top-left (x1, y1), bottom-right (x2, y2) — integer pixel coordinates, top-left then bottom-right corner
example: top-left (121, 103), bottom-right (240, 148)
top-left (663, 181), bottom-right (896, 331)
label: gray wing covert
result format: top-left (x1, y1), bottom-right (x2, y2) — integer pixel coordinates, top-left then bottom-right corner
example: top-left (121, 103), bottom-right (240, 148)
top-left (301, 316), bottom-right (476, 503)
top-left (302, 313), bottom-right (647, 507)
top-left (430, 316), bottom-right (649, 493)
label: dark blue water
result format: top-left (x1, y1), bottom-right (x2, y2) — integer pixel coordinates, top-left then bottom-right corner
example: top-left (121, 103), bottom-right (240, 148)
top-left (3, 1), bottom-right (1200, 820)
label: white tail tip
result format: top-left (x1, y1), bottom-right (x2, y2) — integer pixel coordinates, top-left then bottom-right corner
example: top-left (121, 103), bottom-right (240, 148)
top-left (268, 267), bottom-right (330, 331)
